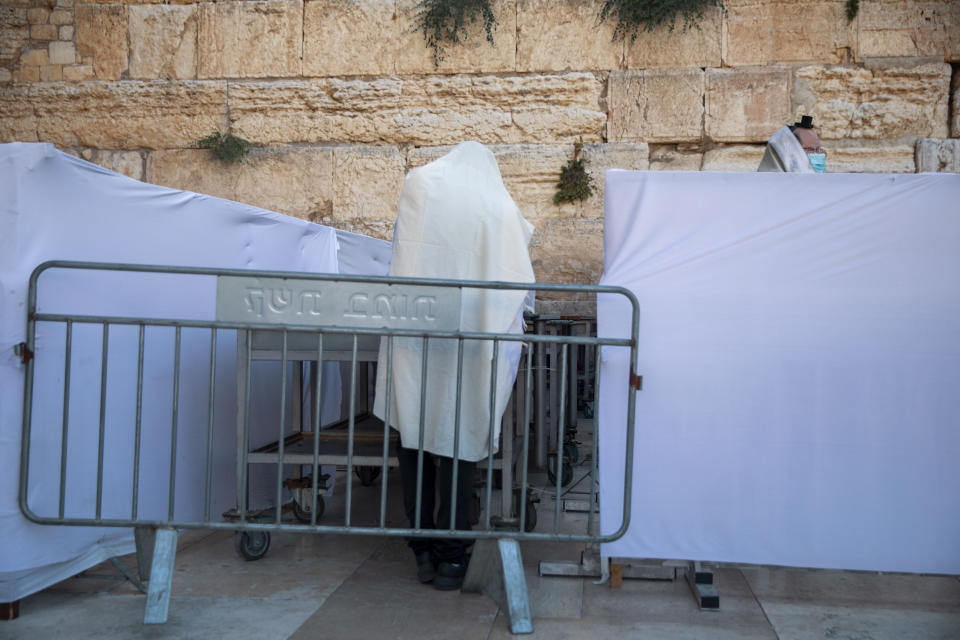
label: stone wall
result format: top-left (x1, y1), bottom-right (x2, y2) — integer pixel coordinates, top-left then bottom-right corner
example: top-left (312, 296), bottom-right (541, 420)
top-left (1, 0), bottom-right (958, 312)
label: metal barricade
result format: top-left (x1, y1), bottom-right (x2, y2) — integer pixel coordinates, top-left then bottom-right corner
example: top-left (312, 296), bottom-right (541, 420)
top-left (18, 261), bottom-right (640, 634)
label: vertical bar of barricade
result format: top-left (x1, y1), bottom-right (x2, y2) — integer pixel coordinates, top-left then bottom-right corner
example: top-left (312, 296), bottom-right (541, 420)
top-left (275, 331), bottom-right (288, 524)
top-left (96, 323), bottom-right (109, 520)
top-left (240, 331), bottom-right (252, 525)
top-left (345, 335), bottom-right (358, 527)
top-left (132, 324), bottom-right (144, 520)
top-left (379, 336), bottom-right (394, 527)
top-left (519, 343), bottom-right (532, 533)
top-left (535, 319), bottom-right (546, 468)
top-left (168, 326), bottom-right (181, 521)
top-left (58, 321), bottom-right (73, 520)
top-left (449, 338), bottom-right (465, 531)
top-left (311, 334), bottom-right (323, 525)
top-left (204, 328), bottom-right (217, 523)
top-left (415, 338), bottom-right (429, 529)
top-left (554, 344), bottom-right (568, 532)
top-left (588, 344), bottom-right (601, 536)
top-left (568, 326), bottom-right (578, 430)
top-left (484, 340), bottom-right (500, 528)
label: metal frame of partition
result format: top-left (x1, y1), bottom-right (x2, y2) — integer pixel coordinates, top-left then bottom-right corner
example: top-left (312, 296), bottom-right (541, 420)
top-left (18, 261), bottom-right (641, 634)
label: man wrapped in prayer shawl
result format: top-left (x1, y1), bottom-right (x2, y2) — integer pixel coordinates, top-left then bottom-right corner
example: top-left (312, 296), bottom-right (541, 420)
top-left (758, 115), bottom-right (827, 173)
top-left (373, 141), bottom-right (535, 590)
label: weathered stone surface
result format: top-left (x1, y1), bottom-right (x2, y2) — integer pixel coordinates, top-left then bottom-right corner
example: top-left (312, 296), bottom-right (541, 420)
top-left (649, 145), bottom-right (703, 171)
top-left (31, 24), bottom-right (57, 40)
top-left (27, 7), bottom-right (50, 24)
top-left (915, 138), bottom-right (959, 173)
top-left (18, 65), bottom-right (39, 82)
top-left (60, 25), bottom-right (74, 40)
top-left (408, 143), bottom-right (573, 222)
top-left (1, 7), bottom-right (29, 68)
top-left (20, 47), bottom-right (48, 67)
top-left (230, 73), bottom-right (605, 145)
top-left (303, 0), bottom-right (397, 77)
top-left (0, 68), bottom-right (10, 82)
top-left (39, 63), bottom-right (62, 81)
top-left (823, 143), bottom-right (915, 173)
top-left (129, 5), bottom-right (197, 79)
top-left (724, 1), bottom-right (854, 66)
top-left (701, 144), bottom-right (766, 171)
top-left (49, 10), bottom-right (73, 25)
top-left (90, 150), bottom-right (145, 180)
top-left (608, 68), bottom-right (704, 143)
top-left (706, 67), bottom-right (791, 142)
top-left (330, 145), bottom-right (405, 225)
top-left (198, 0), bottom-right (302, 79)
top-left (517, 0), bottom-right (621, 72)
top-left (793, 62), bottom-right (950, 140)
top-left (0, 81), bottom-right (227, 149)
top-left (76, 5), bottom-right (127, 79)
top-left (395, 0), bottom-right (516, 75)
top-left (859, 1), bottom-right (960, 62)
top-left (48, 40), bottom-right (76, 64)
top-left (579, 142), bottom-right (649, 217)
top-left (529, 218), bottom-right (603, 294)
top-left (625, 5), bottom-right (722, 68)
top-left (147, 146), bottom-right (335, 219)
top-left (62, 63), bottom-right (94, 81)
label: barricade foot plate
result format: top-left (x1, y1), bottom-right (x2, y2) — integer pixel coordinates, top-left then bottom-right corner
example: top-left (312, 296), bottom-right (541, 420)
top-left (144, 528), bottom-right (178, 624)
top-left (462, 538), bottom-right (533, 635)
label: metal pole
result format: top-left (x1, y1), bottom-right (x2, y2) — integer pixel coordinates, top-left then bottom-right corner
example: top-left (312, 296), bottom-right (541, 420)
top-left (534, 318), bottom-right (547, 469)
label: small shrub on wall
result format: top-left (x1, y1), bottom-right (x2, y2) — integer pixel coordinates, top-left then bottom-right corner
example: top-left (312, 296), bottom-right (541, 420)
top-left (599, 0), bottom-right (724, 42)
top-left (414, 0), bottom-right (497, 67)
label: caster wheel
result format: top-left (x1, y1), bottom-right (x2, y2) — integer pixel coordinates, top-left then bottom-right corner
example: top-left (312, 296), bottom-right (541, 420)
top-left (564, 443), bottom-right (580, 464)
top-left (235, 530), bottom-right (271, 561)
top-left (292, 494), bottom-right (325, 523)
top-left (356, 466), bottom-right (381, 487)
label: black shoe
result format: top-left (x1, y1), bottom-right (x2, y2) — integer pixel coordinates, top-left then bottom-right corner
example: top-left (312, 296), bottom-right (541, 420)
top-left (433, 559), bottom-right (468, 591)
top-left (415, 551), bottom-right (435, 584)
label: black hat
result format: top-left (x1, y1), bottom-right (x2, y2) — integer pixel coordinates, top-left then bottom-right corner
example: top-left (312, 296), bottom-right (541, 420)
top-left (794, 115), bottom-right (814, 129)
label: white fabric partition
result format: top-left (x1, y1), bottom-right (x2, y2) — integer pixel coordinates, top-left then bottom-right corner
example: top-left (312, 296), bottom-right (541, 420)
top-left (598, 170), bottom-right (960, 574)
top-left (0, 143), bottom-right (387, 601)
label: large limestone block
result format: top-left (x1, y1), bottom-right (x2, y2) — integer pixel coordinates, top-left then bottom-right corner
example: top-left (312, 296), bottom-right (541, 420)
top-left (706, 67), bottom-right (791, 142)
top-left (147, 146), bottom-right (335, 220)
top-left (625, 5), bottom-right (722, 68)
top-left (0, 7), bottom-right (29, 68)
top-left (915, 138), bottom-right (960, 173)
top-left (76, 5), bottom-right (128, 80)
top-left (823, 143), bottom-right (916, 173)
top-left (303, 0), bottom-right (397, 77)
top-left (649, 144), bottom-right (703, 171)
top-left (723, 1), bottom-right (854, 66)
top-left (198, 0), bottom-right (302, 78)
top-left (859, 1), bottom-right (960, 62)
top-left (608, 68), bottom-right (704, 143)
top-left (529, 218), bottom-right (603, 293)
top-left (82, 149), bottom-right (145, 180)
top-left (395, 0), bottom-right (516, 75)
top-left (579, 142), bottom-right (649, 217)
top-left (330, 146), bottom-right (405, 225)
top-left (793, 62), bottom-right (950, 140)
top-left (0, 86), bottom-right (38, 141)
top-left (129, 5), bottom-right (197, 79)
top-left (517, 0), bottom-right (621, 72)
top-left (229, 73), bottom-right (606, 145)
top-left (2, 81), bottom-right (227, 149)
top-left (701, 144), bottom-right (766, 171)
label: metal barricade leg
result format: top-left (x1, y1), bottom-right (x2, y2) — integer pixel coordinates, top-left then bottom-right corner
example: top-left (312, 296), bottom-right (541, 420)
top-left (143, 528), bottom-right (178, 624)
top-left (462, 538), bottom-right (533, 635)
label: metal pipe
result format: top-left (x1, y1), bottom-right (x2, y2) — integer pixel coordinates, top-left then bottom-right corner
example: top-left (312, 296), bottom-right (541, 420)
top-left (379, 336), bottom-right (394, 528)
top-left (275, 331), bottom-right (288, 524)
top-left (240, 331), bottom-right (252, 524)
top-left (519, 343), bottom-right (533, 533)
top-left (95, 323), bottom-right (109, 520)
top-left (58, 321), bottom-right (73, 520)
top-left (414, 337), bottom-right (429, 529)
top-left (345, 335), bottom-right (358, 527)
top-left (132, 324), bottom-right (144, 520)
top-left (535, 318), bottom-right (547, 468)
top-left (588, 344), bottom-right (601, 536)
top-left (204, 328), bottom-right (217, 522)
top-left (555, 344), bottom-right (568, 533)
top-left (311, 334), bottom-right (323, 525)
top-left (168, 326), bottom-right (181, 521)
top-left (449, 338), bottom-right (465, 531)
top-left (484, 340), bottom-right (500, 529)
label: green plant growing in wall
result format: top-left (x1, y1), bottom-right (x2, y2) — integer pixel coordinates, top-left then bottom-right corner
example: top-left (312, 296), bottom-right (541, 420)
top-left (845, 0), bottom-right (860, 21)
top-left (554, 145), bottom-right (595, 206)
top-left (599, 0), bottom-right (724, 43)
top-left (197, 131), bottom-right (253, 164)
top-left (414, 0), bottom-right (497, 68)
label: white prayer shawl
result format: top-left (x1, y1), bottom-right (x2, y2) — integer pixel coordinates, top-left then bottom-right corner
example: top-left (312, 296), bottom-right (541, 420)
top-left (758, 126), bottom-right (815, 173)
top-left (373, 141), bottom-right (535, 461)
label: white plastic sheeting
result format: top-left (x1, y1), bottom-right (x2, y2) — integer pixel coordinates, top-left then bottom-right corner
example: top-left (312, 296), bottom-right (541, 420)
top-left (0, 143), bottom-right (388, 601)
top-left (373, 141), bottom-right (535, 462)
top-left (598, 170), bottom-right (960, 574)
